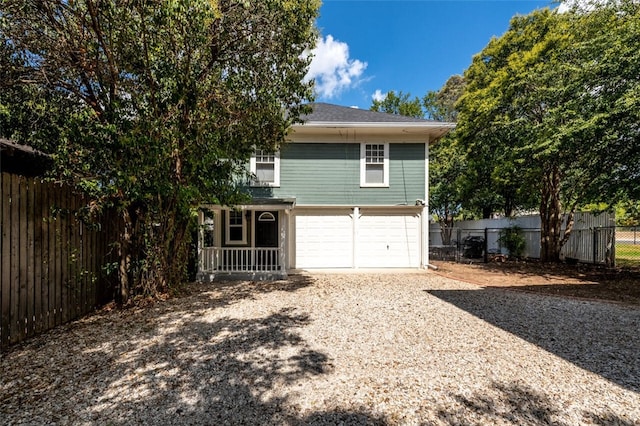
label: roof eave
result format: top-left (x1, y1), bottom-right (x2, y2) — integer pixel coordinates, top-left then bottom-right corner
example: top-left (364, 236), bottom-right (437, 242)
top-left (293, 121), bottom-right (456, 129)
top-left (289, 121), bottom-right (455, 142)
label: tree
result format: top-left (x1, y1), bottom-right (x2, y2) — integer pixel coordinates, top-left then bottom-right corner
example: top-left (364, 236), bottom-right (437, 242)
top-left (368, 78), bottom-right (467, 243)
top-left (423, 76), bottom-right (465, 243)
top-left (1, 0), bottom-right (320, 301)
top-left (456, 2), bottom-right (640, 261)
top-left (429, 138), bottom-right (466, 244)
top-left (423, 75), bottom-right (464, 122)
top-left (370, 90), bottom-right (424, 118)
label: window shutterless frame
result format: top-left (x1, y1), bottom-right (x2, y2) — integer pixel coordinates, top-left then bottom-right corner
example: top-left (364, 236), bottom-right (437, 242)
top-left (225, 209), bottom-right (247, 245)
top-left (360, 142), bottom-right (389, 187)
top-left (250, 149), bottom-right (280, 187)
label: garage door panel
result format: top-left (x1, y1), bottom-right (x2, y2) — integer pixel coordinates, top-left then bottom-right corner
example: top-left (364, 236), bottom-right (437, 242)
top-left (295, 211), bottom-right (353, 268)
top-left (357, 213), bottom-right (420, 268)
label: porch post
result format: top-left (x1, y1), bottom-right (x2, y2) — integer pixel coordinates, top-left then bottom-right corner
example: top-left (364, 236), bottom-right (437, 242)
top-left (353, 206), bottom-right (359, 269)
top-left (279, 210), bottom-right (287, 273)
top-left (197, 209), bottom-right (204, 280)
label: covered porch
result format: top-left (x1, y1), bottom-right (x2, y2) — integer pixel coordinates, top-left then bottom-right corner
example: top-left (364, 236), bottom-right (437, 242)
top-left (196, 198), bottom-right (295, 281)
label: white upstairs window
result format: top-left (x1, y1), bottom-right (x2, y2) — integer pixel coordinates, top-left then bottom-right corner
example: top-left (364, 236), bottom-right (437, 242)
top-left (360, 143), bottom-right (389, 187)
top-left (250, 149), bottom-right (280, 187)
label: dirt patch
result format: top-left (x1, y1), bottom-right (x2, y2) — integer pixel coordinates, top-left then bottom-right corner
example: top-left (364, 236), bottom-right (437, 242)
top-left (431, 260), bottom-right (640, 306)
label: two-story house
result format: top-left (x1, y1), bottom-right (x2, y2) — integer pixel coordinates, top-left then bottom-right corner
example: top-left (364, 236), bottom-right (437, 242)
top-left (197, 103), bottom-right (455, 280)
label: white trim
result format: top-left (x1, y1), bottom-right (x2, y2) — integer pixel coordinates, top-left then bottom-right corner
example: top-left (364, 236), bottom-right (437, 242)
top-left (424, 138), bottom-right (430, 268)
top-left (250, 150), bottom-right (280, 187)
top-left (360, 142), bottom-right (389, 187)
top-left (293, 204), bottom-right (423, 210)
top-left (250, 210), bottom-right (256, 249)
top-left (352, 207), bottom-right (359, 268)
top-left (225, 210), bottom-right (247, 245)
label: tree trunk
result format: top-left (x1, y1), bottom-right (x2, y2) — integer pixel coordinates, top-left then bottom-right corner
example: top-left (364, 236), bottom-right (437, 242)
top-left (118, 207), bottom-right (134, 304)
top-left (539, 165), bottom-right (563, 262)
top-left (439, 218), bottom-right (454, 245)
top-left (137, 198), bottom-right (191, 297)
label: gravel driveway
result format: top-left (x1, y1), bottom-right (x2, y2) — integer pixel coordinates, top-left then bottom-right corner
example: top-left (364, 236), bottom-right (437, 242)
top-left (1, 273), bottom-right (639, 425)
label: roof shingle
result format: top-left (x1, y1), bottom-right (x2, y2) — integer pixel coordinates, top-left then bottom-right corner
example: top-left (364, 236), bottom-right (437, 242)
top-left (300, 102), bottom-right (442, 124)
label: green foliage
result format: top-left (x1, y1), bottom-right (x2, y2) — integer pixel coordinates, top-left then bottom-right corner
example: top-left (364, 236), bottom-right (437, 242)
top-left (0, 0), bottom-right (320, 301)
top-left (456, 2), bottom-right (640, 260)
top-left (498, 226), bottom-right (526, 258)
top-left (370, 90), bottom-right (424, 118)
top-left (423, 75), bottom-right (464, 122)
top-left (615, 201), bottom-right (640, 227)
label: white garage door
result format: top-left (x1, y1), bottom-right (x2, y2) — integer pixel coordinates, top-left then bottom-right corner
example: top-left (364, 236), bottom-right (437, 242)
top-left (295, 210), bottom-right (353, 268)
top-left (357, 213), bottom-right (421, 268)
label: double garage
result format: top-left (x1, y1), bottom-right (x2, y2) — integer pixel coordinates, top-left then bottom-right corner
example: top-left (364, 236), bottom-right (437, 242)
top-left (293, 208), bottom-right (424, 269)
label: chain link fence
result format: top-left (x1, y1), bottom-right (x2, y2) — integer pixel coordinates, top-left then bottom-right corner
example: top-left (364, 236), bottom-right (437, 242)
top-left (429, 226), bottom-right (617, 266)
top-left (615, 227), bottom-right (640, 267)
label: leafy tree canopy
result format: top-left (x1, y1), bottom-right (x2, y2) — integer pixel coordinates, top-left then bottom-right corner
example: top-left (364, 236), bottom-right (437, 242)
top-left (0, 0), bottom-right (320, 300)
top-left (456, 1), bottom-right (640, 260)
top-left (370, 90), bottom-right (424, 118)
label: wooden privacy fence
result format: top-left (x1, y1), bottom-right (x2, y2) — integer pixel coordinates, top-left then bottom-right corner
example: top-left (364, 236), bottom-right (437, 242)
top-left (1, 172), bottom-right (120, 349)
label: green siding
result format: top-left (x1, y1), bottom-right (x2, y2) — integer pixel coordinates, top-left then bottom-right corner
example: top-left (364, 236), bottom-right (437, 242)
top-left (250, 143), bottom-right (425, 205)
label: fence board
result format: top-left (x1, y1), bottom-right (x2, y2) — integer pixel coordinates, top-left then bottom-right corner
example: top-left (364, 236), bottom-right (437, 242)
top-left (31, 179), bottom-right (42, 334)
top-left (37, 179), bottom-right (47, 334)
top-left (69, 193), bottom-right (77, 321)
top-left (1, 174), bottom-right (11, 346)
top-left (73, 195), bottom-right (82, 317)
top-left (60, 186), bottom-right (69, 324)
top-left (11, 176), bottom-right (20, 344)
top-left (26, 177), bottom-right (35, 338)
top-left (48, 182), bottom-right (57, 330)
top-left (20, 177), bottom-right (30, 340)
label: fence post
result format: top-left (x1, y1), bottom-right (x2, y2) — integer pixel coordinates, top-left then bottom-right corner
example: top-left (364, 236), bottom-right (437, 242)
top-left (484, 228), bottom-right (488, 263)
top-left (456, 228), bottom-right (462, 262)
top-left (613, 227), bottom-right (616, 268)
top-left (593, 228), bottom-right (598, 265)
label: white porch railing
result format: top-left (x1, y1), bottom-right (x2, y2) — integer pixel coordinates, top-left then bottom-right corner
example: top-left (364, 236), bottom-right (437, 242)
top-left (200, 247), bottom-right (281, 273)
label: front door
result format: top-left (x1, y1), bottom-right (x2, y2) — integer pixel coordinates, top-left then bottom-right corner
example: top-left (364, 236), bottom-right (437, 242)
top-left (255, 211), bottom-right (279, 269)
top-left (255, 211), bottom-right (278, 247)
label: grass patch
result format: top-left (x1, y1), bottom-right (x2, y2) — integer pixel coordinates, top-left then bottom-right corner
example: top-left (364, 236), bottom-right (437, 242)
top-left (616, 243), bottom-right (640, 267)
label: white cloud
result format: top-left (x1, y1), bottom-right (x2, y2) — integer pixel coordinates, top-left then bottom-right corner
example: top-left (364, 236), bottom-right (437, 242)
top-left (305, 35), bottom-right (367, 99)
top-left (372, 89), bottom-right (387, 102)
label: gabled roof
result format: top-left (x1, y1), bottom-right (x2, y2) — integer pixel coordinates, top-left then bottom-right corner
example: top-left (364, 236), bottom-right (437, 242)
top-left (300, 102), bottom-right (438, 124)
top-left (292, 103), bottom-right (455, 142)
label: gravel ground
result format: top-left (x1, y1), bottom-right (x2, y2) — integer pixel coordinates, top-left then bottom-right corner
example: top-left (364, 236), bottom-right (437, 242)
top-left (1, 272), bottom-right (639, 425)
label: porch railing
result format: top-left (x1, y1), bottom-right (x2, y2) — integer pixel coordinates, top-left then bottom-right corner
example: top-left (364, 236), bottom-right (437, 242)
top-left (200, 247), bottom-right (281, 273)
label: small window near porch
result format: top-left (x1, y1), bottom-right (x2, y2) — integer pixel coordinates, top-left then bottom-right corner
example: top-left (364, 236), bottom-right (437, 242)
top-left (251, 149), bottom-right (280, 187)
top-left (360, 143), bottom-right (389, 187)
top-left (225, 210), bottom-right (247, 245)
top-left (258, 212), bottom-right (276, 222)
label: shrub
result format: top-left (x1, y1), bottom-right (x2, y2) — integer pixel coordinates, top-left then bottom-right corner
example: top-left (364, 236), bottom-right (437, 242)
top-left (498, 226), bottom-right (526, 258)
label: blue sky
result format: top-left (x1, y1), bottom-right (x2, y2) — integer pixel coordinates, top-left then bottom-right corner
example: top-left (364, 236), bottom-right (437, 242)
top-left (306, 0), bottom-right (563, 109)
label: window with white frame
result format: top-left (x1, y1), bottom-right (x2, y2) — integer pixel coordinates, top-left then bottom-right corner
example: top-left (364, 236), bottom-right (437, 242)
top-left (360, 143), bottom-right (389, 187)
top-left (250, 149), bottom-right (280, 186)
top-left (225, 210), bottom-right (247, 245)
